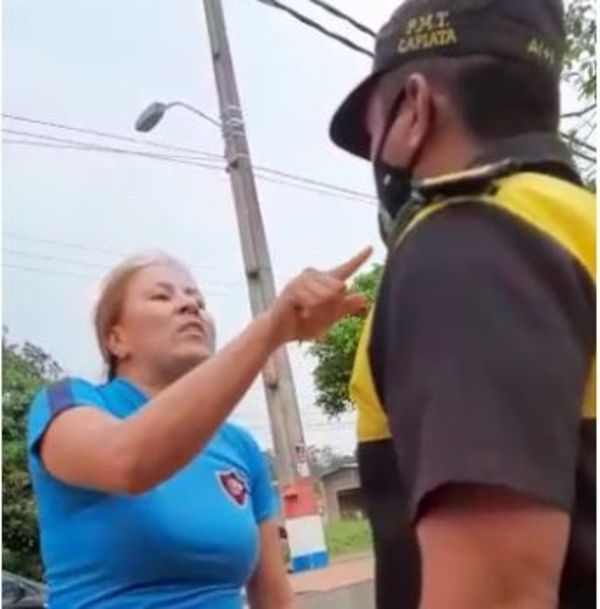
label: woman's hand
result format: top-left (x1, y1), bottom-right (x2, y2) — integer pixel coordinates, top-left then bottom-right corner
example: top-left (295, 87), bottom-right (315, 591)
top-left (266, 246), bottom-right (373, 343)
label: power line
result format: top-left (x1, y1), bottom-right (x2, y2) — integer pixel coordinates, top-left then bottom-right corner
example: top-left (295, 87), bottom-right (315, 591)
top-left (3, 136), bottom-right (375, 205)
top-left (2, 113), bottom-right (224, 162)
top-left (3, 232), bottom-right (238, 287)
top-left (255, 0), bottom-right (373, 58)
top-left (3, 137), bottom-right (230, 175)
top-left (3, 130), bottom-right (377, 205)
top-left (254, 173), bottom-right (374, 205)
top-left (253, 165), bottom-right (374, 201)
top-left (3, 138), bottom-right (224, 166)
top-left (3, 139), bottom-right (85, 151)
top-left (3, 262), bottom-right (97, 281)
top-left (4, 137), bottom-right (375, 203)
top-left (4, 248), bottom-right (236, 291)
top-left (2, 128), bottom-right (228, 172)
top-left (10, 119), bottom-right (592, 202)
top-left (3, 231), bottom-right (241, 278)
top-left (2, 113), bottom-right (374, 200)
top-left (3, 114), bottom-right (377, 202)
top-left (4, 248), bottom-right (108, 270)
top-left (4, 232), bottom-right (138, 259)
top-left (305, 0), bottom-right (376, 37)
top-left (4, 259), bottom-right (233, 298)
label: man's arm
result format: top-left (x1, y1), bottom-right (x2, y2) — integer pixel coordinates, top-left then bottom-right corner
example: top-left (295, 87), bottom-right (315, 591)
top-left (417, 485), bottom-right (569, 609)
top-left (369, 202), bottom-right (595, 608)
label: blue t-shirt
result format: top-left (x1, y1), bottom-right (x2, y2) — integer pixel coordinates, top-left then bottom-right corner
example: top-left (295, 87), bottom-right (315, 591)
top-left (27, 376), bottom-right (278, 609)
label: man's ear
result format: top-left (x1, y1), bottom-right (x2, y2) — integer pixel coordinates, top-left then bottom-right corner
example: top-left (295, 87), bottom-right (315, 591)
top-left (404, 73), bottom-right (434, 156)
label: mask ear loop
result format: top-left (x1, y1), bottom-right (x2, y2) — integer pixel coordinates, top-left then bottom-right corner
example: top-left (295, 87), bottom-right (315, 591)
top-left (374, 86), bottom-right (410, 234)
top-left (374, 87), bottom-right (407, 170)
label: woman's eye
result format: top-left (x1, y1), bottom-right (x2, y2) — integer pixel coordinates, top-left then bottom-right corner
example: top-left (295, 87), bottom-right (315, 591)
top-left (151, 293), bottom-right (170, 301)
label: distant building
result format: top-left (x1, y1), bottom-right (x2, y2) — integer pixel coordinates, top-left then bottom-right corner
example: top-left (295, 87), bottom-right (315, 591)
top-left (318, 463), bottom-right (363, 521)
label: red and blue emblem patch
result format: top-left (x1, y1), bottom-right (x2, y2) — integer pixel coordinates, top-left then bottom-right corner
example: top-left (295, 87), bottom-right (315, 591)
top-left (216, 469), bottom-right (249, 508)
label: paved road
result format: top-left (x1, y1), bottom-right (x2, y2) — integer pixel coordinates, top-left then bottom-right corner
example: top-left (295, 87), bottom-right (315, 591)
top-left (291, 553), bottom-right (375, 609)
top-left (297, 580), bottom-right (374, 609)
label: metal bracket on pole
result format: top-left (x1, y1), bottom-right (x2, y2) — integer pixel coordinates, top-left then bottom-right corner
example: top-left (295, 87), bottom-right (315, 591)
top-left (221, 105), bottom-right (245, 135)
top-left (225, 155), bottom-right (241, 170)
top-left (222, 106), bottom-right (248, 170)
top-left (263, 356), bottom-right (280, 389)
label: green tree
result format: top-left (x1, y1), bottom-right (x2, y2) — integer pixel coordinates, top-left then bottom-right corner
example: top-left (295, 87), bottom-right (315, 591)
top-left (562, 0), bottom-right (596, 187)
top-left (565, 0), bottom-right (596, 102)
top-left (3, 333), bottom-right (62, 579)
top-left (309, 264), bottom-right (382, 417)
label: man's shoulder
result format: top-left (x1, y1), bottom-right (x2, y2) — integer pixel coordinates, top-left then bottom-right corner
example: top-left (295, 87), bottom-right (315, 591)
top-left (388, 199), bottom-right (534, 276)
top-left (417, 159), bottom-right (518, 202)
top-left (374, 184), bottom-right (595, 348)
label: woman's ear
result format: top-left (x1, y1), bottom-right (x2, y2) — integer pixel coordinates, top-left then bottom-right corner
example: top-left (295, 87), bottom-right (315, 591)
top-left (106, 326), bottom-right (130, 362)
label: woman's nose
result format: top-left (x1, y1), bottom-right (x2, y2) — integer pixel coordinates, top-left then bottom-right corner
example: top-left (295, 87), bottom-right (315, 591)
top-left (176, 294), bottom-right (200, 315)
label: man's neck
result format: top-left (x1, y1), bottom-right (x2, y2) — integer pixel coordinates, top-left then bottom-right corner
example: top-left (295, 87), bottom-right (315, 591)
top-left (413, 129), bottom-right (481, 180)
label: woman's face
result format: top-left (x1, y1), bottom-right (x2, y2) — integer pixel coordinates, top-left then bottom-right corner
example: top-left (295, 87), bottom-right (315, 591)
top-left (108, 263), bottom-right (216, 380)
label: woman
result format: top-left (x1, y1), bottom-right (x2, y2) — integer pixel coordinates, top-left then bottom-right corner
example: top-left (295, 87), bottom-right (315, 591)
top-left (27, 248), bottom-right (371, 609)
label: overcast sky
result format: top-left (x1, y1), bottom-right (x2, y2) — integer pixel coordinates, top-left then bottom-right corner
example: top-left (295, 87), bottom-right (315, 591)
top-left (3, 0), bottom-right (402, 454)
top-left (3, 0), bottom-right (586, 455)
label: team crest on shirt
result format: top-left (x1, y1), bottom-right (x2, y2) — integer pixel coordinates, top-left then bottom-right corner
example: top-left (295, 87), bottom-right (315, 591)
top-left (216, 469), bottom-right (249, 508)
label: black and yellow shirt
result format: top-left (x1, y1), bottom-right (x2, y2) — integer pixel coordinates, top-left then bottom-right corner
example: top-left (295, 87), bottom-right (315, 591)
top-left (351, 135), bottom-right (595, 609)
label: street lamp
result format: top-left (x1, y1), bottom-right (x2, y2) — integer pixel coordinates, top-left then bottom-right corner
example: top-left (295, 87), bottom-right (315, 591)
top-left (133, 94), bottom-right (309, 485)
top-left (135, 100), bottom-right (221, 132)
top-left (133, 0), bottom-right (326, 569)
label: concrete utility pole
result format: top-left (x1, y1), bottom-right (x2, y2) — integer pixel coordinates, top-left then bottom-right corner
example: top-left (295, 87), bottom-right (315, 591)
top-left (202, 0), bottom-right (308, 487)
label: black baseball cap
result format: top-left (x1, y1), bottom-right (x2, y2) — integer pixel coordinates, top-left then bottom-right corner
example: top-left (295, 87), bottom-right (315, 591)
top-left (330, 0), bottom-right (566, 159)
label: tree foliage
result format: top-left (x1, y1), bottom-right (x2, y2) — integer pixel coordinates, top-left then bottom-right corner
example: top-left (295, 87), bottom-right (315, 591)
top-left (3, 333), bottom-right (62, 579)
top-left (309, 264), bottom-right (382, 417)
top-left (564, 0), bottom-right (596, 101)
top-left (562, 0), bottom-right (596, 187)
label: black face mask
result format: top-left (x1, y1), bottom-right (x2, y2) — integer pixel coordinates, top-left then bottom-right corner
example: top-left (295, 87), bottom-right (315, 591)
top-left (373, 88), bottom-right (424, 246)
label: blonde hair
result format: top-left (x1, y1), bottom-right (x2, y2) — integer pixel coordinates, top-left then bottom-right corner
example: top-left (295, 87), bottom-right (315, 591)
top-left (94, 250), bottom-right (189, 379)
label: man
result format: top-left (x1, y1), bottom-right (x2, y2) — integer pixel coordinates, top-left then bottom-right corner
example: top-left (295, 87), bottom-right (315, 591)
top-left (329, 1), bottom-right (595, 608)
